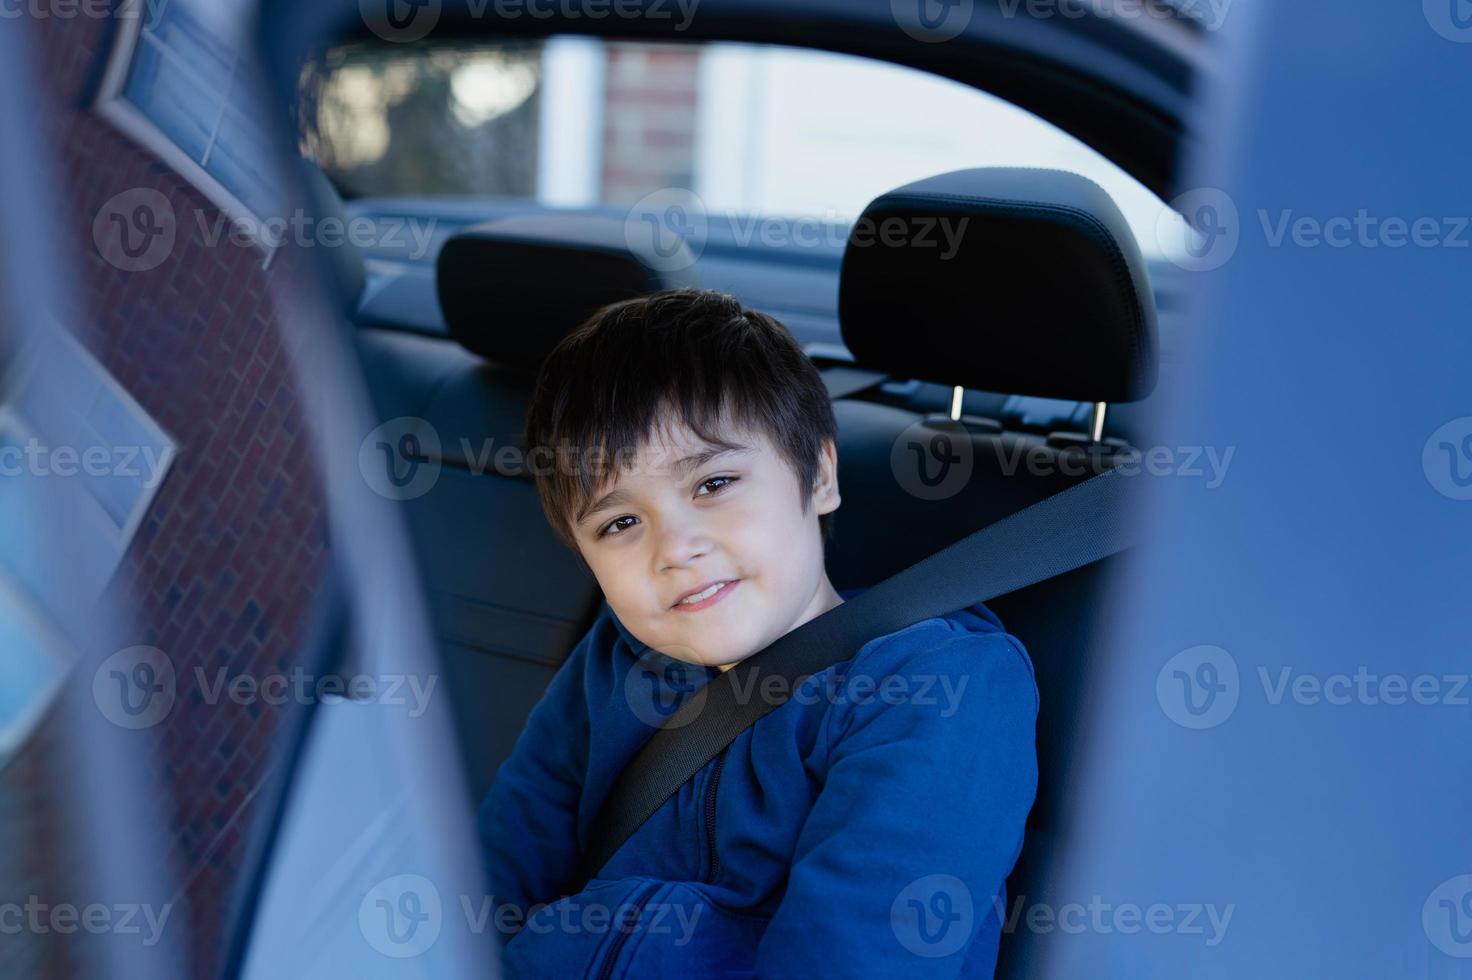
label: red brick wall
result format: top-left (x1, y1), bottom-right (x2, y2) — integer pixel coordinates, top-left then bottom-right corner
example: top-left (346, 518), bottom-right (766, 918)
top-left (2, 9), bottom-right (330, 979)
top-left (600, 44), bottom-right (700, 203)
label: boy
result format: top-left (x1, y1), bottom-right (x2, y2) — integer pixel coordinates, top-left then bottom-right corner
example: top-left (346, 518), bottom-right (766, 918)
top-left (479, 289), bottom-right (1038, 977)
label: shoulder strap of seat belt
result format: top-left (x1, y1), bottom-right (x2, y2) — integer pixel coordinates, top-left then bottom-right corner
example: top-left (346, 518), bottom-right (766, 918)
top-left (571, 466), bottom-right (1133, 894)
top-left (819, 364), bottom-right (888, 399)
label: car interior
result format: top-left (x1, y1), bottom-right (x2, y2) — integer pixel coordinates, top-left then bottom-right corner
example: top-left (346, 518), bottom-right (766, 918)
top-left (18, 0), bottom-right (1468, 974)
top-left (271, 5), bottom-right (1201, 966)
top-left (320, 99), bottom-right (1171, 980)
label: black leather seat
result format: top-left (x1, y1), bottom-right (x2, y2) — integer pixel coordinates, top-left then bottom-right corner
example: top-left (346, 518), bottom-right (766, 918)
top-left (829, 167), bottom-right (1158, 977)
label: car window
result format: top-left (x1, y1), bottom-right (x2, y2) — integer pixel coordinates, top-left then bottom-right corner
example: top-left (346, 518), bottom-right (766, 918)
top-left (102, 0), bottom-right (281, 232)
top-left (298, 37), bottom-right (1184, 257)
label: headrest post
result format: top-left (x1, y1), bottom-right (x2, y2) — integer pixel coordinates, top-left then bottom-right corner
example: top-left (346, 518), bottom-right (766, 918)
top-left (1089, 401), bottom-right (1108, 443)
top-left (949, 385), bottom-right (965, 422)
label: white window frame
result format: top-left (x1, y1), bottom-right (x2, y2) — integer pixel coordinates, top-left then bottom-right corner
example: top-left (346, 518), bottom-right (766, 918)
top-left (94, 0), bottom-right (282, 263)
top-left (1, 326), bottom-right (178, 564)
top-left (0, 569), bottom-right (75, 768)
top-left (535, 36), bottom-right (608, 207)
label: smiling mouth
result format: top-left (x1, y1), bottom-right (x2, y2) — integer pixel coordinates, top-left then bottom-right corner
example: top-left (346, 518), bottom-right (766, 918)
top-left (670, 579), bottom-right (740, 612)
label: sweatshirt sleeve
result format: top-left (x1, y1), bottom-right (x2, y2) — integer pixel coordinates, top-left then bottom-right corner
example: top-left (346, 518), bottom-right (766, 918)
top-left (477, 630), bottom-right (594, 937)
top-left (752, 627), bottom-right (1039, 978)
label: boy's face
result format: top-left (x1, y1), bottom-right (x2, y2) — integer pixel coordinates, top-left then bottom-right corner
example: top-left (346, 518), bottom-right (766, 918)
top-left (570, 416), bottom-right (842, 670)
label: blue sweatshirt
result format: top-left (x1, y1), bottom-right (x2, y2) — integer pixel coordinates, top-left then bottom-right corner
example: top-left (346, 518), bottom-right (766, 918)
top-left (478, 587), bottom-right (1038, 977)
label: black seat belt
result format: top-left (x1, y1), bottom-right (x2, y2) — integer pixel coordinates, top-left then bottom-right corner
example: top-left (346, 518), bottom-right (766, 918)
top-left (572, 466), bottom-right (1133, 892)
top-left (818, 364), bottom-right (888, 400)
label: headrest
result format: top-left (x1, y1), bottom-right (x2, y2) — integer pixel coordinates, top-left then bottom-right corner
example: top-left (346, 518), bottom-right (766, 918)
top-left (436, 213), bottom-right (698, 369)
top-left (838, 168), bottom-right (1158, 403)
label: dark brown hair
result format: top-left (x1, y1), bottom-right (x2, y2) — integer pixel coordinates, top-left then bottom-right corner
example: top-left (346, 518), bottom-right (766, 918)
top-left (523, 288), bottom-right (838, 555)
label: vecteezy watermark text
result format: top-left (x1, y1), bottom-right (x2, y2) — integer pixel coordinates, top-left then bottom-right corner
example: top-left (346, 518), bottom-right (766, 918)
top-left (624, 652), bottom-right (972, 728)
top-left (467, 895), bottom-right (703, 944)
top-left (1157, 645), bottom-right (1472, 729)
top-left (992, 442), bottom-right (1235, 488)
top-left (1258, 210), bottom-right (1472, 250)
top-left (194, 666), bottom-right (438, 718)
top-left (198, 210), bottom-right (438, 260)
top-left (358, 874), bottom-right (704, 958)
top-left (359, 0), bottom-right (701, 44)
top-left (0, 898), bottom-right (173, 947)
top-left (623, 188), bottom-right (971, 273)
top-left (996, 0), bottom-right (1231, 30)
top-left (890, 0), bottom-right (1231, 45)
top-left (1160, 188), bottom-right (1472, 272)
top-left (0, 437), bottom-right (173, 487)
top-left (995, 895), bottom-right (1234, 947)
top-left (93, 188), bottom-right (440, 273)
top-left (92, 646), bottom-right (440, 729)
top-left (0, 0), bottom-right (169, 20)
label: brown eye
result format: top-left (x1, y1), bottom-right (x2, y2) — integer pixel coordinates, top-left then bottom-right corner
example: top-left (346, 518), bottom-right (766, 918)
top-left (696, 476), bottom-right (738, 497)
top-left (600, 515), bottom-right (637, 538)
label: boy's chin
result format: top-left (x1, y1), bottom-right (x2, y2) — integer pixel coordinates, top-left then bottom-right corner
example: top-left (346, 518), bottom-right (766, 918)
top-left (639, 621), bottom-right (759, 669)
top-left (660, 644), bottom-right (754, 671)
top-left (703, 650), bottom-right (755, 673)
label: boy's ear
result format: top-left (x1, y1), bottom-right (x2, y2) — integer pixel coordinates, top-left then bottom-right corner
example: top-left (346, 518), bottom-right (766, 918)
top-left (812, 438), bottom-right (841, 515)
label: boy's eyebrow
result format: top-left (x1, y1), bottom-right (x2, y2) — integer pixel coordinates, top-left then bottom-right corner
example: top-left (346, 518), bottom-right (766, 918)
top-left (576, 444), bottom-right (755, 526)
top-left (670, 443), bottom-right (754, 476)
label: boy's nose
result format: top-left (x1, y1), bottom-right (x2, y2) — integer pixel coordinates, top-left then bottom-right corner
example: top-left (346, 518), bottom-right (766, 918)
top-left (654, 521), bottom-right (712, 573)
